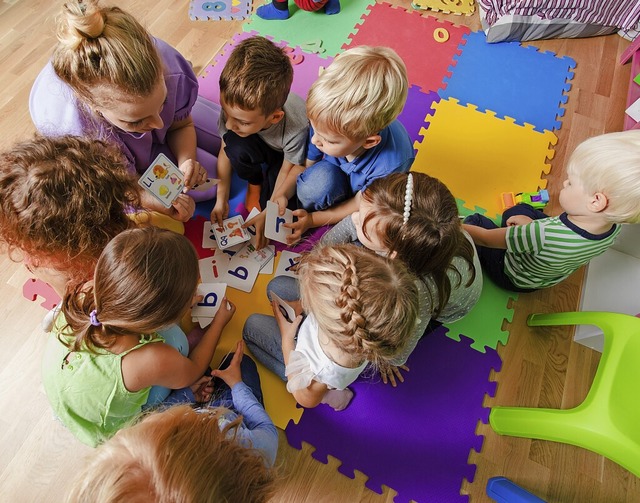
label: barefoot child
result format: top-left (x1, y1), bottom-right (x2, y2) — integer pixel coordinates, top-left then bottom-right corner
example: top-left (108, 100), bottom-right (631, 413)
top-left (243, 244), bottom-right (420, 410)
top-left (42, 227), bottom-right (236, 446)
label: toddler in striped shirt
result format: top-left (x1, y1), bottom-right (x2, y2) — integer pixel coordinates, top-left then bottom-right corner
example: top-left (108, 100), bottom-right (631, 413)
top-left (463, 130), bottom-right (640, 292)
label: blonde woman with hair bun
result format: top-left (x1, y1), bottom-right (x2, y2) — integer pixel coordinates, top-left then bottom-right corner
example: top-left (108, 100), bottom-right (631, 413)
top-left (29, 0), bottom-right (223, 222)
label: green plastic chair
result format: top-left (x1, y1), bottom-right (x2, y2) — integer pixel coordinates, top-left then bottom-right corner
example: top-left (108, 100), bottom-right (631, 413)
top-left (490, 311), bottom-right (640, 478)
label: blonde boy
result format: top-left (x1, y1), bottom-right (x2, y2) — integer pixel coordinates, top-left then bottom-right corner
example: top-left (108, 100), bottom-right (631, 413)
top-left (212, 36), bottom-right (309, 248)
top-left (463, 130), bottom-right (640, 292)
top-left (287, 46), bottom-right (413, 243)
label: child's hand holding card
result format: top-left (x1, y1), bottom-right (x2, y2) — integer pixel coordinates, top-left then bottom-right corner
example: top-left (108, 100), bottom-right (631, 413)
top-left (191, 283), bottom-right (228, 319)
top-left (264, 201), bottom-right (295, 244)
top-left (214, 215), bottom-right (251, 250)
top-left (138, 153), bottom-right (185, 208)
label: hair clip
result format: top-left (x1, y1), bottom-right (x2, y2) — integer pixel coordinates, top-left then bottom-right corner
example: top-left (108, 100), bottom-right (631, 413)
top-left (403, 173), bottom-right (413, 225)
top-left (89, 309), bottom-right (102, 327)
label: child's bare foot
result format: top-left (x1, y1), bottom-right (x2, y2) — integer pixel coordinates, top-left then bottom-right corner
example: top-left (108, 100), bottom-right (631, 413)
top-left (321, 388), bottom-right (353, 411)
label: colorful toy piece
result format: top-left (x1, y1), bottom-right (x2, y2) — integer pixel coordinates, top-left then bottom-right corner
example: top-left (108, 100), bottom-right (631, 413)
top-left (501, 189), bottom-right (549, 211)
top-left (486, 477), bottom-right (546, 503)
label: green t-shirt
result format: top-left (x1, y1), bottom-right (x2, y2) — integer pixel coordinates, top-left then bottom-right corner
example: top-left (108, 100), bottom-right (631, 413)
top-left (41, 313), bottom-right (162, 447)
top-left (505, 213), bottom-right (620, 289)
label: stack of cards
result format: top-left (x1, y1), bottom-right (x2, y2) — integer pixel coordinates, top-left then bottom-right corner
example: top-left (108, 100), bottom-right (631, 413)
top-left (200, 211), bottom-right (276, 293)
top-left (191, 282), bottom-right (228, 328)
top-left (138, 154), bottom-right (184, 207)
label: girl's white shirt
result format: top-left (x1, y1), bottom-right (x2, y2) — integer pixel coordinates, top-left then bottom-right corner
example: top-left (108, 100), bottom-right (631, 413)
top-left (285, 314), bottom-right (367, 392)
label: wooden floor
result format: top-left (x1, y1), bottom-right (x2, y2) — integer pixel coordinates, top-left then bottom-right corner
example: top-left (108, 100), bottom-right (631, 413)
top-left (0, 1), bottom-right (636, 501)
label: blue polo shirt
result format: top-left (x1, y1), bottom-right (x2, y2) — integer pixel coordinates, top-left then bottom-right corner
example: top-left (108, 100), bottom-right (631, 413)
top-left (307, 119), bottom-right (414, 192)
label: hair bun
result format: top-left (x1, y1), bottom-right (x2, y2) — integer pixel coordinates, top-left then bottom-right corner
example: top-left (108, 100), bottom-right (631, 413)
top-left (63, 1), bottom-right (105, 40)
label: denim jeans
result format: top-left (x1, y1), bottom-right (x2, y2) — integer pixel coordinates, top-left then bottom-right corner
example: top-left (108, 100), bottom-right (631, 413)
top-left (243, 276), bottom-right (301, 381)
top-left (297, 160), bottom-right (353, 211)
top-left (145, 324), bottom-right (190, 407)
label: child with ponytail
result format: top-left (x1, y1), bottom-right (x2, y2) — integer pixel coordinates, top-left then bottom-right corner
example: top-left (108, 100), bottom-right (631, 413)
top-left (42, 227), bottom-right (236, 446)
top-left (243, 243), bottom-right (420, 411)
top-left (321, 172), bottom-right (482, 384)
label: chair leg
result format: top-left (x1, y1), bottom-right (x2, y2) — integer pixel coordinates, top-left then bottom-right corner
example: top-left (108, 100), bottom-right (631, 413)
top-left (490, 406), bottom-right (586, 445)
top-left (527, 311), bottom-right (621, 333)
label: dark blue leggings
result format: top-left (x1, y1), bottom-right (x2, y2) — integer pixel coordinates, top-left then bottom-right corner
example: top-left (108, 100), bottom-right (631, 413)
top-left (464, 204), bottom-right (546, 293)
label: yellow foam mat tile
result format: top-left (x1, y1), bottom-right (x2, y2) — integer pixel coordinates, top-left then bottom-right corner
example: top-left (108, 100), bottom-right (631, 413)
top-left (413, 97), bottom-right (556, 219)
top-left (182, 254), bottom-right (302, 430)
top-left (412, 0), bottom-right (475, 16)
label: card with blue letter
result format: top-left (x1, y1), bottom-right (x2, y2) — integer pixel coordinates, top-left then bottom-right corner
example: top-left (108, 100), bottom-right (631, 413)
top-left (191, 282), bottom-right (227, 319)
top-left (264, 201), bottom-right (294, 244)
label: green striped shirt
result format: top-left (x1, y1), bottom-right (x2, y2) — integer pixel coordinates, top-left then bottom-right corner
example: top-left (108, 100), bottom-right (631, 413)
top-left (505, 213), bottom-right (620, 289)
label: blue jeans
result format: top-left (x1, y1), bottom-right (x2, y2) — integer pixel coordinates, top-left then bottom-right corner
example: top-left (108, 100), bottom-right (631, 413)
top-left (297, 160), bottom-right (353, 211)
top-left (464, 204), bottom-right (546, 293)
top-left (242, 276), bottom-right (300, 381)
top-left (145, 324), bottom-right (191, 407)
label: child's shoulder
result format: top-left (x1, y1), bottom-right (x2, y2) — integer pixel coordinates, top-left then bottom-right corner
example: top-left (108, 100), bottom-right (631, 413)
top-left (283, 93), bottom-right (308, 122)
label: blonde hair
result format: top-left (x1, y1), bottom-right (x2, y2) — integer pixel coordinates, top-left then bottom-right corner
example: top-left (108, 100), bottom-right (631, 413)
top-left (62, 227), bottom-right (199, 352)
top-left (219, 35), bottom-right (293, 116)
top-left (566, 129), bottom-right (640, 223)
top-left (306, 46), bottom-right (408, 140)
top-left (297, 244), bottom-right (419, 366)
top-left (0, 134), bottom-right (141, 285)
top-left (362, 173), bottom-right (476, 318)
top-left (52, 0), bottom-right (162, 105)
top-left (66, 405), bottom-right (276, 503)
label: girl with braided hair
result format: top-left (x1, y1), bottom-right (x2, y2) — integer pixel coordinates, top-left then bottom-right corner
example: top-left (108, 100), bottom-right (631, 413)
top-left (320, 172), bottom-right (483, 385)
top-left (243, 243), bottom-right (420, 411)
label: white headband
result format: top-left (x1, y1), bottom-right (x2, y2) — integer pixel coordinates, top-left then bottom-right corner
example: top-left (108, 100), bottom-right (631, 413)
top-left (403, 173), bottom-right (413, 225)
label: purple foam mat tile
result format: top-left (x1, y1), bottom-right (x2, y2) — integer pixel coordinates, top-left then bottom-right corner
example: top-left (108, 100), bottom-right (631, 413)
top-left (285, 326), bottom-right (502, 503)
top-left (199, 31), bottom-right (333, 106)
top-left (398, 86), bottom-right (439, 148)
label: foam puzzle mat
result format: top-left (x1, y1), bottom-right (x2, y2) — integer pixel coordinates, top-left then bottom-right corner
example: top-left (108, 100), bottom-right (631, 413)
top-left (440, 31), bottom-right (576, 132)
top-left (344, 2), bottom-right (471, 94)
top-left (286, 326), bottom-right (502, 503)
top-left (411, 0), bottom-right (475, 16)
top-left (413, 97), bottom-right (557, 220)
top-left (245, 0), bottom-right (376, 56)
top-left (189, 0), bottom-right (251, 21)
